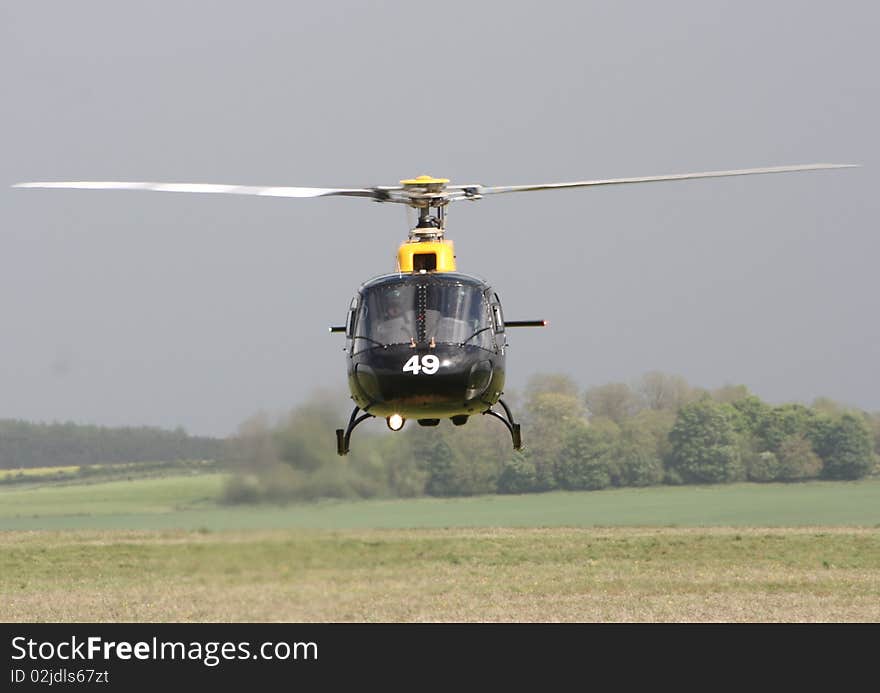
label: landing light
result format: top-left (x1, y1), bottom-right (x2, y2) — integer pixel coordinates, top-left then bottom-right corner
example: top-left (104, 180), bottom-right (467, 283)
top-left (387, 414), bottom-right (405, 431)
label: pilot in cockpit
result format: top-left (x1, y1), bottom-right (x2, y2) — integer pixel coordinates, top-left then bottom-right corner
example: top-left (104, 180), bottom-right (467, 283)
top-left (375, 290), bottom-right (413, 344)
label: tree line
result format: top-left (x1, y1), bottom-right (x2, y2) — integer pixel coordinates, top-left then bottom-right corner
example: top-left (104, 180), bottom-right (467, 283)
top-left (0, 419), bottom-right (224, 469)
top-left (222, 372), bottom-right (880, 503)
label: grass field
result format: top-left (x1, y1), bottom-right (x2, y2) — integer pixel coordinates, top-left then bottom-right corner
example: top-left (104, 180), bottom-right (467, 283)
top-left (1, 473), bottom-right (879, 530)
top-left (2, 527), bottom-right (878, 622)
top-left (1, 474), bottom-right (878, 621)
top-left (0, 459), bottom-right (217, 485)
top-left (0, 465), bottom-right (80, 481)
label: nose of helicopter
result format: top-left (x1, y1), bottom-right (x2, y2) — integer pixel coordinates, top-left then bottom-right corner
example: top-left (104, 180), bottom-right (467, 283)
top-left (349, 344), bottom-right (503, 418)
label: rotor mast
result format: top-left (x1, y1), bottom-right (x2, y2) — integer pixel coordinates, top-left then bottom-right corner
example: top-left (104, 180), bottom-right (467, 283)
top-left (396, 176), bottom-right (457, 272)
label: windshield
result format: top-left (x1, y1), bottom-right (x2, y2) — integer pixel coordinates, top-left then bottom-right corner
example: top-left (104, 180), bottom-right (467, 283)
top-left (356, 279), bottom-right (493, 348)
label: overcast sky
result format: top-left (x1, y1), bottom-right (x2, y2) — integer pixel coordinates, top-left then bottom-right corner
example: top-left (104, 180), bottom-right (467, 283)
top-left (2, 1), bottom-right (877, 437)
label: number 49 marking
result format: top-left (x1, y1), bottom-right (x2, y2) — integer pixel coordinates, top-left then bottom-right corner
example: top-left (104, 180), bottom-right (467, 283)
top-left (403, 354), bottom-right (440, 375)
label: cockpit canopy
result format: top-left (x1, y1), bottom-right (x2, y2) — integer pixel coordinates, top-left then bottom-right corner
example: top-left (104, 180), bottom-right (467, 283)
top-left (354, 274), bottom-right (497, 349)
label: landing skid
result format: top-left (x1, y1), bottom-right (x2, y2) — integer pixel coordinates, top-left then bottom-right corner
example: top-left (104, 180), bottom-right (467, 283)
top-left (336, 399), bottom-right (522, 455)
top-left (482, 398), bottom-right (522, 450)
top-left (336, 406), bottom-right (374, 456)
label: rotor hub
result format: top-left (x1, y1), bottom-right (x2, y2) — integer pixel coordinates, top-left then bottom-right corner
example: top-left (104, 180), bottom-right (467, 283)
top-left (397, 175), bottom-right (451, 239)
top-left (399, 175), bottom-right (450, 192)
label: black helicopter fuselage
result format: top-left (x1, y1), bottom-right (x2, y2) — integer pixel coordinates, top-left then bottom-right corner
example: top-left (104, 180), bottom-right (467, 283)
top-left (343, 272), bottom-right (507, 423)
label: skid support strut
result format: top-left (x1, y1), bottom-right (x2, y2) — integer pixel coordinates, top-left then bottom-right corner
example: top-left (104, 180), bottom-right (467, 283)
top-left (336, 406), bottom-right (374, 456)
top-left (482, 398), bottom-right (522, 450)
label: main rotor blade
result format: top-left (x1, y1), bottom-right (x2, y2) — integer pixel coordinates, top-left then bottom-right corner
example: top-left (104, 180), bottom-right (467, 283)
top-left (12, 181), bottom-right (380, 199)
top-left (476, 163), bottom-right (859, 196)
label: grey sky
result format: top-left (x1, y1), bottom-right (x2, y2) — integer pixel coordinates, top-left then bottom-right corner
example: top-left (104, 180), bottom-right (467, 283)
top-left (2, 1), bottom-right (877, 437)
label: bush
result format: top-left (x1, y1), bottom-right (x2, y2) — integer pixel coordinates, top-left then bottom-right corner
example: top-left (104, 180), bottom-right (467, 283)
top-left (374, 441), bottom-right (428, 498)
top-left (555, 423), bottom-right (617, 491)
top-left (663, 466), bottom-right (685, 486)
top-left (747, 451), bottom-right (780, 482)
top-left (293, 463), bottom-right (369, 502)
top-left (497, 453), bottom-right (539, 494)
top-left (614, 442), bottom-right (664, 487)
top-left (756, 403), bottom-right (817, 454)
top-left (776, 435), bottom-right (823, 480)
top-left (668, 400), bottom-right (745, 483)
top-left (816, 413), bottom-right (876, 480)
top-left (221, 474), bottom-right (263, 504)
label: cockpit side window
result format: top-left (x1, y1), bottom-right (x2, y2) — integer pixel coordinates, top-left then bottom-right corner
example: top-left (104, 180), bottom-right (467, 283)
top-left (345, 297), bottom-right (358, 339)
top-left (492, 304), bottom-right (505, 334)
top-left (488, 290), bottom-right (505, 335)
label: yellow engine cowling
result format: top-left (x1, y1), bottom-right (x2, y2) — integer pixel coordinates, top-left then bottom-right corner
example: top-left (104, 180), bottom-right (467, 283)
top-left (397, 239), bottom-right (456, 273)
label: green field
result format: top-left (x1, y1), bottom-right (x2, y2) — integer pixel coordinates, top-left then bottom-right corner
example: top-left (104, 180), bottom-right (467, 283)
top-left (2, 474), bottom-right (879, 621)
top-left (1, 473), bottom-right (879, 530)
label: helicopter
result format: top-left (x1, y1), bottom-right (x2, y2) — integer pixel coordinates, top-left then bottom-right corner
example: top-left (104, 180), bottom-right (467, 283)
top-left (13, 163), bottom-right (857, 454)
